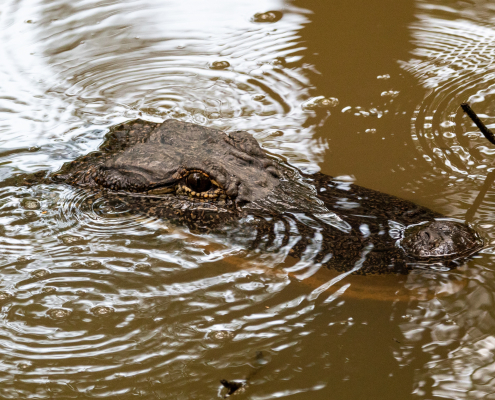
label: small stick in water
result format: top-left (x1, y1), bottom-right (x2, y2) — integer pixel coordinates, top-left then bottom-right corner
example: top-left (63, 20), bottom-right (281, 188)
top-left (461, 102), bottom-right (495, 146)
top-left (465, 169), bottom-right (495, 223)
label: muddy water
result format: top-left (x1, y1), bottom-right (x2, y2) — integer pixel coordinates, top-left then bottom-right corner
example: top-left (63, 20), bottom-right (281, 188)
top-left (0, 0), bottom-right (495, 398)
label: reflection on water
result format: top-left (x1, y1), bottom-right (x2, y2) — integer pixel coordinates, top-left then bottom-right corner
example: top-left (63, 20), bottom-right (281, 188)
top-left (0, 0), bottom-right (495, 398)
top-left (398, 1), bottom-right (495, 398)
top-left (0, 0), bottom-right (328, 175)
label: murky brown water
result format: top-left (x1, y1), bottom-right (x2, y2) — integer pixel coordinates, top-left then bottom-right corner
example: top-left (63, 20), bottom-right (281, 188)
top-left (1, 0), bottom-right (495, 398)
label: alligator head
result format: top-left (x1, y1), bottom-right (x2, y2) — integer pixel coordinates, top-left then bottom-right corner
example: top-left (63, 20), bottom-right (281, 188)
top-left (24, 119), bottom-right (482, 273)
top-left (91, 119), bottom-right (282, 205)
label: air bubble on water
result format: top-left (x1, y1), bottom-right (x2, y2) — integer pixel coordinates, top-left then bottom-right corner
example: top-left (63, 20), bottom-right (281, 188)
top-left (32, 269), bottom-right (49, 278)
top-left (440, 121), bottom-right (455, 128)
top-left (17, 361), bottom-right (32, 370)
top-left (272, 57), bottom-right (286, 67)
top-left (365, 129), bottom-right (377, 134)
top-left (0, 292), bottom-right (13, 301)
top-left (85, 260), bottom-right (102, 268)
top-left (193, 113), bottom-right (208, 124)
top-left (21, 198), bottom-right (40, 210)
top-left (381, 91), bottom-right (399, 98)
top-left (377, 74), bottom-right (391, 80)
top-left (92, 305), bottom-right (115, 316)
top-left (210, 60), bottom-right (230, 70)
top-left (59, 234), bottom-right (84, 245)
top-left (443, 132), bottom-right (455, 138)
top-left (319, 97), bottom-right (339, 107)
top-left (71, 262), bottom-right (84, 268)
top-left (252, 11), bottom-right (283, 23)
top-left (302, 96), bottom-right (339, 110)
top-left (47, 308), bottom-right (71, 320)
top-left (135, 263), bottom-right (151, 271)
top-left (211, 330), bottom-right (235, 340)
top-left (24, 211), bottom-right (37, 218)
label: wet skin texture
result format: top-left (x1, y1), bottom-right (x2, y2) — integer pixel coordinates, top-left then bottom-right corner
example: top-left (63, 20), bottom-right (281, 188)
top-left (11, 119), bottom-right (483, 274)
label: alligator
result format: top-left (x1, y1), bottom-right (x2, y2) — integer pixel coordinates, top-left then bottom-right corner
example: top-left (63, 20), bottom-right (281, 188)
top-left (6, 119), bottom-right (483, 274)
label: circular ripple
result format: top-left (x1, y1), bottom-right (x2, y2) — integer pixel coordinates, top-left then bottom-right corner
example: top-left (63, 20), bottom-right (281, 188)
top-left (0, 0), bottom-right (329, 173)
top-left (56, 187), bottom-right (153, 235)
top-left (403, 6), bottom-right (495, 182)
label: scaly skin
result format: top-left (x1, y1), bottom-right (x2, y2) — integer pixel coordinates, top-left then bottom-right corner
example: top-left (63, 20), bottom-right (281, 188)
top-left (4, 119), bottom-right (483, 274)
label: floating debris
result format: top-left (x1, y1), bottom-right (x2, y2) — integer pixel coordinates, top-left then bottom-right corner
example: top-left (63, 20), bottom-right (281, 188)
top-left (377, 74), bottom-right (390, 80)
top-left (42, 286), bottom-right (57, 294)
top-left (252, 11), bottom-right (282, 23)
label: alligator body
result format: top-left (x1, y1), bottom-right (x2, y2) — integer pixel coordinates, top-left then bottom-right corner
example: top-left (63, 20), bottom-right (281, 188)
top-left (11, 119), bottom-right (483, 274)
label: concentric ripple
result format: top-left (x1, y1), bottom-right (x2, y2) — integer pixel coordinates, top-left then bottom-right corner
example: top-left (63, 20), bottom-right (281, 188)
top-left (0, 0), bottom-right (329, 174)
top-left (56, 187), bottom-right (151, 234)
top-left (3, 0), bottom-right (495, 398)
top-left (401, 2), bottom-right (495, 186)
top-left (0, 0), bottom-right (352, 397)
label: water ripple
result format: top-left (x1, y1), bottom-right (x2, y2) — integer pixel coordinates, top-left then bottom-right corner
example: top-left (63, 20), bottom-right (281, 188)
top-left (401, 4), bottom-right (495, 183)
top-left (0, 0), bottom-right (326, 174)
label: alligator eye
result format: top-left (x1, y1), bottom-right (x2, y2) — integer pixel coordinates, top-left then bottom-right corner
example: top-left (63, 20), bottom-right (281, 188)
top-left (186, 172), bottom-right (212, 193)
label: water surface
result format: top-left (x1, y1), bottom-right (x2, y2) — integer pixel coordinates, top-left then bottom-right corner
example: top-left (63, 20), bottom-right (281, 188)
top-left (1, 0), bottom-right (495, 398)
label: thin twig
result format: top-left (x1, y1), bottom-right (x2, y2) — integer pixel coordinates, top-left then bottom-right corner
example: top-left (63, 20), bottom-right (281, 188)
top-left (461, 102), bottom-right (495, 146)
top-left (466, 169), bottom-right (495, 223)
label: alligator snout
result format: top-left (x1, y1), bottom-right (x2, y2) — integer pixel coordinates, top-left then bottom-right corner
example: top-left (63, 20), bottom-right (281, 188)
top-left (400, 220), bottom-right (483, 259)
